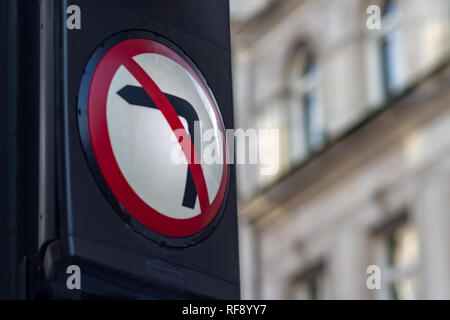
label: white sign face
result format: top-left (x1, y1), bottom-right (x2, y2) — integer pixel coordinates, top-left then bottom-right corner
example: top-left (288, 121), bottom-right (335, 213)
top-left (106, 53), bottom-right (224, 219)
top-left (83, 37), bottom-right (228, 238)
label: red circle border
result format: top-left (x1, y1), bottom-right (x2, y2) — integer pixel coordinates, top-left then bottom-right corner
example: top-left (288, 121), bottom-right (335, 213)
top-left (87, 38), bottom-right (228, 238)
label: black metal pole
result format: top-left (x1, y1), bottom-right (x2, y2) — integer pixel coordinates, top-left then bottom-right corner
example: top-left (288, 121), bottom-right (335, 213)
top-left (0, 0), bottom-right (40, 299)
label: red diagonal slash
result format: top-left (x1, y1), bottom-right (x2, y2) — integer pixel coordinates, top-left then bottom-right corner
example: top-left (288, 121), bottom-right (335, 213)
top-left (122, 58), bottom-right (210, 215)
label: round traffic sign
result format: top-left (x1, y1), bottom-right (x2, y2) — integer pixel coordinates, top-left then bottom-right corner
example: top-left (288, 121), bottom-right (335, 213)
top-left (77, 31), bottom-right (229, 245)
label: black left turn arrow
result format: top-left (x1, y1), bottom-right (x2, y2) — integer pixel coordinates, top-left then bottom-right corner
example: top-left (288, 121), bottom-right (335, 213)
top-left (117, 85), bottom-right (200, 210)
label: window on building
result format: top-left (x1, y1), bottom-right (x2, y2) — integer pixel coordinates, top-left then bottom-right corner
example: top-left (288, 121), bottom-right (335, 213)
top-left (372, 213), bottom-right (421, 300)
top-left (303, 90), bottom-right (324, 152)
top-left (289, 262), bottom-right (327, 300)
top-left (380, 0), bottom-right (405, 96)
top-left (288, 44), bottom-right (325, 163)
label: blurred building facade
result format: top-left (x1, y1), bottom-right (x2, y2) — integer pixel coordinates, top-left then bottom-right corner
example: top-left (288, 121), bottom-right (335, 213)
top-left (231, 0), bottom-right (450, 299)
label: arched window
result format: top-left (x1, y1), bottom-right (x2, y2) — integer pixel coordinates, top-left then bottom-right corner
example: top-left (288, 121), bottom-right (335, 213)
top-left (288, 43), bottom-right (324, 163)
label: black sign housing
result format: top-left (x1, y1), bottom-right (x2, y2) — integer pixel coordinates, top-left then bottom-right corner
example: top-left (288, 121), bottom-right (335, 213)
top-left (39, 0), bottom-right (239, 299)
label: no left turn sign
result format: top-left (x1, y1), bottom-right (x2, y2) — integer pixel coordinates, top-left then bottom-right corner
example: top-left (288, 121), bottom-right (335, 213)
top-left (78, 31), bottom-right (229, 243)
